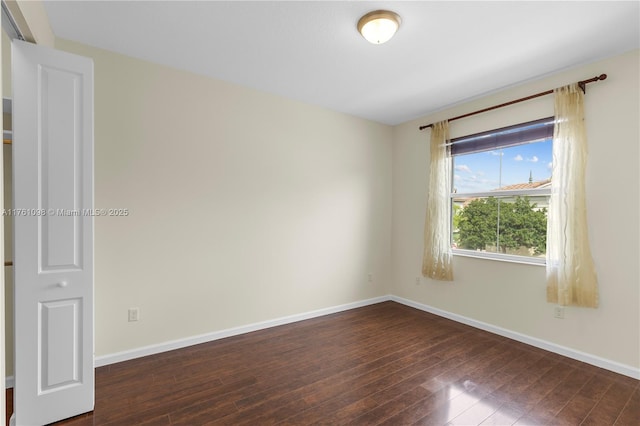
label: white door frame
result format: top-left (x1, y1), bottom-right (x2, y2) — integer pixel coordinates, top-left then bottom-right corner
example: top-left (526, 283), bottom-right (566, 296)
top-left (1, 2), bottom-right (29, 422)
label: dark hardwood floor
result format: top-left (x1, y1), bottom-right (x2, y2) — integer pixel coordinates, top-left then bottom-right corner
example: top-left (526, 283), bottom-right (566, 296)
top-left (5, 301), bottom-right (639, 425)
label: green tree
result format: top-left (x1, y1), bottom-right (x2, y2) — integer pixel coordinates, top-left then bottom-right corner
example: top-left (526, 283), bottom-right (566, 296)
top-left (457, 196), bottom-right (547, 254)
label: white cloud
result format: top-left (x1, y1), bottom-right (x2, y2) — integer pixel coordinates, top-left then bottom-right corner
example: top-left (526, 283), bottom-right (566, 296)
top-left (454, 174), bottom-right (461, 181)
top-left (514, 154), bottom-right (523, 161)
top-left (527, 156), bottom-right (539, 163)
top-left (489, 151), bottom-right (504, 156)
top-left (455, 164), bottom-right (472, 173)
top-left (547, 162), bottom-right (553, 170)
top-left (454, 175), bottom-right (500, 193)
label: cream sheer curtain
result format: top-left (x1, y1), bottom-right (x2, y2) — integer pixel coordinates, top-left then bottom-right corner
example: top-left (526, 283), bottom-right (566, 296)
top-left (546, 84), bottom-right (598, 307)
top-left (422, 121), bottom-right (453, 281)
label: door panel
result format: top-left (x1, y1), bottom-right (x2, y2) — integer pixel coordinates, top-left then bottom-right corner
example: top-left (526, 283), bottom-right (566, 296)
top-left (40, 298), bottom-right (82, 392)
top-left (12, 39), bottom-right (94, 426)
top-left (39, 65), bottom-right (84, 271)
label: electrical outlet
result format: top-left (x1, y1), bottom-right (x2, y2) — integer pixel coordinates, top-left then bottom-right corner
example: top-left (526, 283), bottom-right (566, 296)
top-left (368, 273), bottom-right (373, 283)
top-left (128, 307), bottom-right (140, 322)
top-left (415, 277), bottom-right (420, 286)
top-left (553, 306), bottom-right (564, 319)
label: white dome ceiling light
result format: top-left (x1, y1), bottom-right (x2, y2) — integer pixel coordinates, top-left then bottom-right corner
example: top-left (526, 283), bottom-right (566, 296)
top-left (357, 10), bottom-right (401, 44)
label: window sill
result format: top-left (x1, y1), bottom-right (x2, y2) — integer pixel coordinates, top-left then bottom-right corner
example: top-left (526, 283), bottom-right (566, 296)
top-left (452, 249), bottom-right (546, 267)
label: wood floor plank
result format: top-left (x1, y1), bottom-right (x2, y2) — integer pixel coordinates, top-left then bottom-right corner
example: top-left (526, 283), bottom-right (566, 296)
top-left (479, 402), bottom-right (524, 425)
top-left (580, 380), bottom-right (637, 425)
top-left (512, 371), bottom-right (570, 417)
top-left (349, 343), bottom-right (525, 425)
top-left (4, 301), bottom-right (638, 426)
top-left (446, 394), bottom-right (502, 425)
top-left (283, 334), bottom-right (493, 424)
top-left (613, 386), bottom-right (640, 425)
top-left (525, 366), bottom-right (594, 421)
top-left (376, 387), bottom-right (455, 426)
top-left (402, 351), bottom-right (544, 424)
top-left (554, 394), bottom-right (598, 425)
top-left (232, 326), bottom-right (462, 420)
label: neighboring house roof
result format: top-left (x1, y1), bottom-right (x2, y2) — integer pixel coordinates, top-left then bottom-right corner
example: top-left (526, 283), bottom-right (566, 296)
top-left (455, 179), bottom-right (552, 208)
top-left (496, 179), bottom-right (551, 191)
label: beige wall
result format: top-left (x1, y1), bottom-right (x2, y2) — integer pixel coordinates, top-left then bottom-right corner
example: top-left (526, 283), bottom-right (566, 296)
top-left (391, 49), bottom-right (640, 370)
top-left (54, 39), bottom-right (393, 356)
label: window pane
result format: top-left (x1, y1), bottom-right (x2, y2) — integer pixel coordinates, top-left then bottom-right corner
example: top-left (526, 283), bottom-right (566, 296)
top-left (453, 139), bottom-right (552, 194)
top-left (452, 195), bottom-right (549, 258)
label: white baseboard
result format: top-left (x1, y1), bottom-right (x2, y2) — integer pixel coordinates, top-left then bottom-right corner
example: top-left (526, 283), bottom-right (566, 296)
top-left (389, 295), bottom-right (640, 380)
top-left (6, 293), bottom-right (638, 389)
top-left (94, 295), bottom-right (390, 368)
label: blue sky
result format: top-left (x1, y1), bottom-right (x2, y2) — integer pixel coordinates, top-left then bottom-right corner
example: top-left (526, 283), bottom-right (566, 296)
top-left (453, 139), bottom-right (552, 193)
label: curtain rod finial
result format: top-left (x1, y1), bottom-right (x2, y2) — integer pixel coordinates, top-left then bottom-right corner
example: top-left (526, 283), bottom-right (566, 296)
top-left (580, 74), bottom-right (607, 94)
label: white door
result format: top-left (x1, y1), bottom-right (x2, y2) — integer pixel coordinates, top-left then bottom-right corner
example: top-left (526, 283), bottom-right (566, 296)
top-left (12, 40), bottom-right (94, 426)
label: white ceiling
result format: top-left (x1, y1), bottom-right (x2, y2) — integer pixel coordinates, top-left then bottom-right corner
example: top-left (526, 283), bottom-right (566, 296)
top-left (42, 1), bottom-right (639, 126)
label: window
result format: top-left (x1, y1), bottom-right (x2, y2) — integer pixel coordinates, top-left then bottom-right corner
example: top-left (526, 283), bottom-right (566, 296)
top-left (450, 117), bottom-right (554, 264)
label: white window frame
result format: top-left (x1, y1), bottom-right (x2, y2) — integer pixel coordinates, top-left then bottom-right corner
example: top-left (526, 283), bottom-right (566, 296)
top-left (450, 118), bottom-right (553, 265)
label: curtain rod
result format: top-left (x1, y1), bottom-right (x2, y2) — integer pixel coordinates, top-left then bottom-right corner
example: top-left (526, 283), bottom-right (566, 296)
top-left (418, 74), bottom-right (607, 131)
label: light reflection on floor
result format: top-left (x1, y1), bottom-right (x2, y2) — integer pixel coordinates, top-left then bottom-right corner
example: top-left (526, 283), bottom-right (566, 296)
top-left (417, 378), bottom-right (524, 425)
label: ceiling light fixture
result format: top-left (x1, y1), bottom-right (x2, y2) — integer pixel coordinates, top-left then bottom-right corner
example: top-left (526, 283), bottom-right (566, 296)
top-left (357, 10), bottom-right (401, 45)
